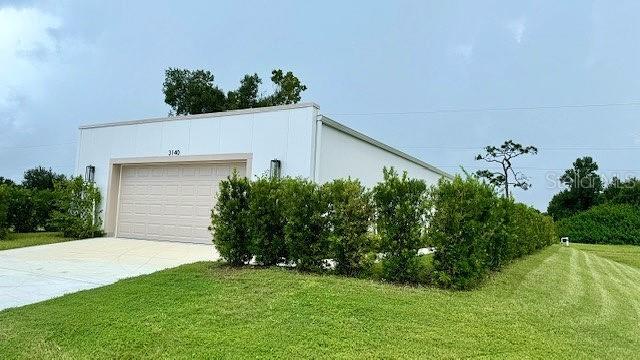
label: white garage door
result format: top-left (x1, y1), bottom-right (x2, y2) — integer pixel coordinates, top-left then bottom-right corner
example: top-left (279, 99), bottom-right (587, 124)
top-left (116, 162), bottom-right (246, 244)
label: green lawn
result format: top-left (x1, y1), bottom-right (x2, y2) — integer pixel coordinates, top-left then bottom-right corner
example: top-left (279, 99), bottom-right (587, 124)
top-left (0, 232), bottom-right (74, 251)
top-left (572, 243), bottom-right (640, 269)
top-left (0, 244), bottom-right (639, 359)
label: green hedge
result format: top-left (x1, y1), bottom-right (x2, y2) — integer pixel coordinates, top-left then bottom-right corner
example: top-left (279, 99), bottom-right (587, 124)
top-left (428, 175), bottom-right (556, 290)
top-left (51, 177), bottom-right (103, 239)
top-left (210, 169), bottom-right (557, 289)
top-left (210, 171), bottom-right (252, 266)
top-left (0, 177), bottom-right (102, 239)
top-left (428, 176), bottom-right (497, 289)
top-left (373, 168), bottom-right (428, 283)
top-left (557, 204), bottom-right (640, 245)
top-left (213, 176), bottom-right (375, 273)
top-left (6, 186), bottom-right (39, 233)
top-left (247, 176), bottom-right (287, 266)
top-left (5, 188), bottom-right (63, 233)
top-left (281, 178), bottom-right (330, 272)
top-left (0, 185), bottom-right (9, 239)
top-left (324, 178), bottom-right (374, 276)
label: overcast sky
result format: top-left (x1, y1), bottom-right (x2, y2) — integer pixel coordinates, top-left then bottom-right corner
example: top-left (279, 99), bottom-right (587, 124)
top-left (2, 0), bottom-right (640, 210)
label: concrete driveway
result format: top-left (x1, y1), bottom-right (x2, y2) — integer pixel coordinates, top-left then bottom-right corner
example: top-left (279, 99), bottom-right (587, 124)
top-left (0, 237), bottom-right (218, 311)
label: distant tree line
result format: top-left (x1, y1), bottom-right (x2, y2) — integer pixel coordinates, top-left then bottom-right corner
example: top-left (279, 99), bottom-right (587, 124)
top-left (0, 167), bottom-right (102, 239)
top-left (548, 156), bottom-right (640, 244)
top-left (547, 156), bottom-right (640, 220)
top-left (472, 140), bottom-right (640, 245)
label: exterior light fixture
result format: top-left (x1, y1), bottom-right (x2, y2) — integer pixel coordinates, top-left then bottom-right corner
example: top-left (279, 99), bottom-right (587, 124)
top-left (269, 159), bottom-right (281, 179)
top-left (85, 165), bottom-right (95, 183)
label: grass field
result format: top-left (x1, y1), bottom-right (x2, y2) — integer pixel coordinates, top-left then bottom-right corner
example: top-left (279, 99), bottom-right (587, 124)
top-left (572, 243), bottom-right (640, 269)
top-left (0, 232), bottom-right (74, 251)
top-left (0, 244), bottom-right (638, 359)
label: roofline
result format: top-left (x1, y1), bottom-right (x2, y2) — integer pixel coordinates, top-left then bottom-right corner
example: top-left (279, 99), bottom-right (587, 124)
top-left (79, 102), bottom-right (320, 130)
top-left (319, 115), bottom-right (453, 179)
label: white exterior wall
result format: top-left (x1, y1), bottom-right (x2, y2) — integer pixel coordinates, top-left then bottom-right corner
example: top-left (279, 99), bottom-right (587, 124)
top-left (317, 122), bottom-right (446, 188)
top-left (75, 104), bottom-right (319, 216)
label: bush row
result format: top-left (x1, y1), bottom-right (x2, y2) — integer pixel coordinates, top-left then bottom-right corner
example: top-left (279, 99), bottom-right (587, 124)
top-left (0, 185), bottom-right (9, 239)
top-left (556, 203), bottom-right (640, 245)
top-left (428, 176), bottom-right (557, 289)
top-left (0, 177), bottom-right (103, 239)
top-left (51, 177), bottom-right (103, 239)
top-left (211, 172), bottom-right (378, 275)
top-left (5, 187), bottom-right (60, 232)
top-left (211, 169), bottom-right (557, 288)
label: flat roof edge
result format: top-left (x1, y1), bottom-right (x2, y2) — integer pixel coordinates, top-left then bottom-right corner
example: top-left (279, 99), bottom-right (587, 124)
top-left (319, 115), bottom-right (453, 179)
top-left (79, 102), bottom-right (320, 130)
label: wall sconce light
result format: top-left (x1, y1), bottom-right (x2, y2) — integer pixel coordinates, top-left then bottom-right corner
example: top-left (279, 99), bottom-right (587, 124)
top-left (269, 159), bottom-right (281, 179)
top-left (85, 165), bottom-right (95, 183)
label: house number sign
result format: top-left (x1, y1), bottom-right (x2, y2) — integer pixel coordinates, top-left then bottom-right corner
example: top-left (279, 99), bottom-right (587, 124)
top-left (168, 149), bottom-right (181, 156)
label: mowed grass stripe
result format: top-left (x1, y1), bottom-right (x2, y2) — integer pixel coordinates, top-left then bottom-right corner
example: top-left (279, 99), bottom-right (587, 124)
top-left (589, 254), bottom-right (640, 323)
top-left (0, 244), bottom-right (639, 359)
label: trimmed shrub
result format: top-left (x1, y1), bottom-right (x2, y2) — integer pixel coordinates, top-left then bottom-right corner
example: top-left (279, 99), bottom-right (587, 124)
top-left (557, 203), bottom-right (640, 245)
top-left (33, 189), bottom-right (61, 231)
top-left (501, 202), bottom-right (556, 260)
top-left (511, 203), bottom-right (556, 254)
top-left (428, 175), bottom-right (498, 290)
top-left (486, 197), bottom-right (515, 271)
top-left (5, 186), bottom-right (62, 233)
top-left (281, 178), bottom-right (330, 272)
top-left (323, 178), bottom-right (375, 276)
top-left (429, 175), bottom-right (558, 289)
top-left (7, 186), bottom-right (38, 233)
top-left (51, 177), bottom-right (103, 239)
top-left (536, 211), bottom-right (557, 249)
top-left (373, 167), bottom-right (428, 284)
top-left (247, 176), bottom-right (287, 265)
top-left (210, 170), bottom-right (252, 266)
top-left (0, 185), bottom-right (9, 239)
top-left (3, 167), bottom-right (67, 233)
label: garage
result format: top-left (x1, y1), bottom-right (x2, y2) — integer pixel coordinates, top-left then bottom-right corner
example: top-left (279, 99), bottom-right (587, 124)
top-left (115, 162), bottom-right (246, 244)
top-left (76, 102), bottom-right (449, 243)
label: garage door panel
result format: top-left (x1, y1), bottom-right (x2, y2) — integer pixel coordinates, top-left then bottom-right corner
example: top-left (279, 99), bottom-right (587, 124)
top-left (195, 206), bottom-right (211, 217)
top-left (216, 165), bottom-right (231, 176)
top-left (147, 204), bottom-right (163, 215)
top-left (132, 223), bottom-right (146, 235)
top-left (116, 162), bottom-right (245, 244)
top-left (196, 185), bottom-right (211, 196)
top-left (164, 185), bottom-right (179, 195)
top-left (196, 166), bottom-right (214, 176)
top-left (181, 167), bottom-right (196, 176)
top-left (192, 228), bottom-right (211, 241)
top-left (118, 222), bottom-right (133, 234)
top-left (180, 185), bottom-right (195, 195)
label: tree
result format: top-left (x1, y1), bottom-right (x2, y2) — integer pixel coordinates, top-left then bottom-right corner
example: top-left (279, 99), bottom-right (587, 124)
top-left (546, 156), bottom-right (603, 220)
top-left (162, 69), bottom-right (226, 115)
top-left (475, 140), bottom-right (538, 198)
top-left (0, 177), bottom-right (15, 186)
top-left (162, 68), bottom-right (307, 115)
top-left (226, 74), bottom-right (261, 110)
top-left (260, 70), bottom-right (307, 106)
top-left (22, 166), bottom-right (65, 191)
top-left (7, 167), bottom-right (67, 232)
top-left (602, 177), bottom-right (640, 207)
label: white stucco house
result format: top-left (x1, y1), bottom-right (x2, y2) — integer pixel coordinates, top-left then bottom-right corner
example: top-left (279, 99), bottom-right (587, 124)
top-left (75, 102), bottom-right (451, 244)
